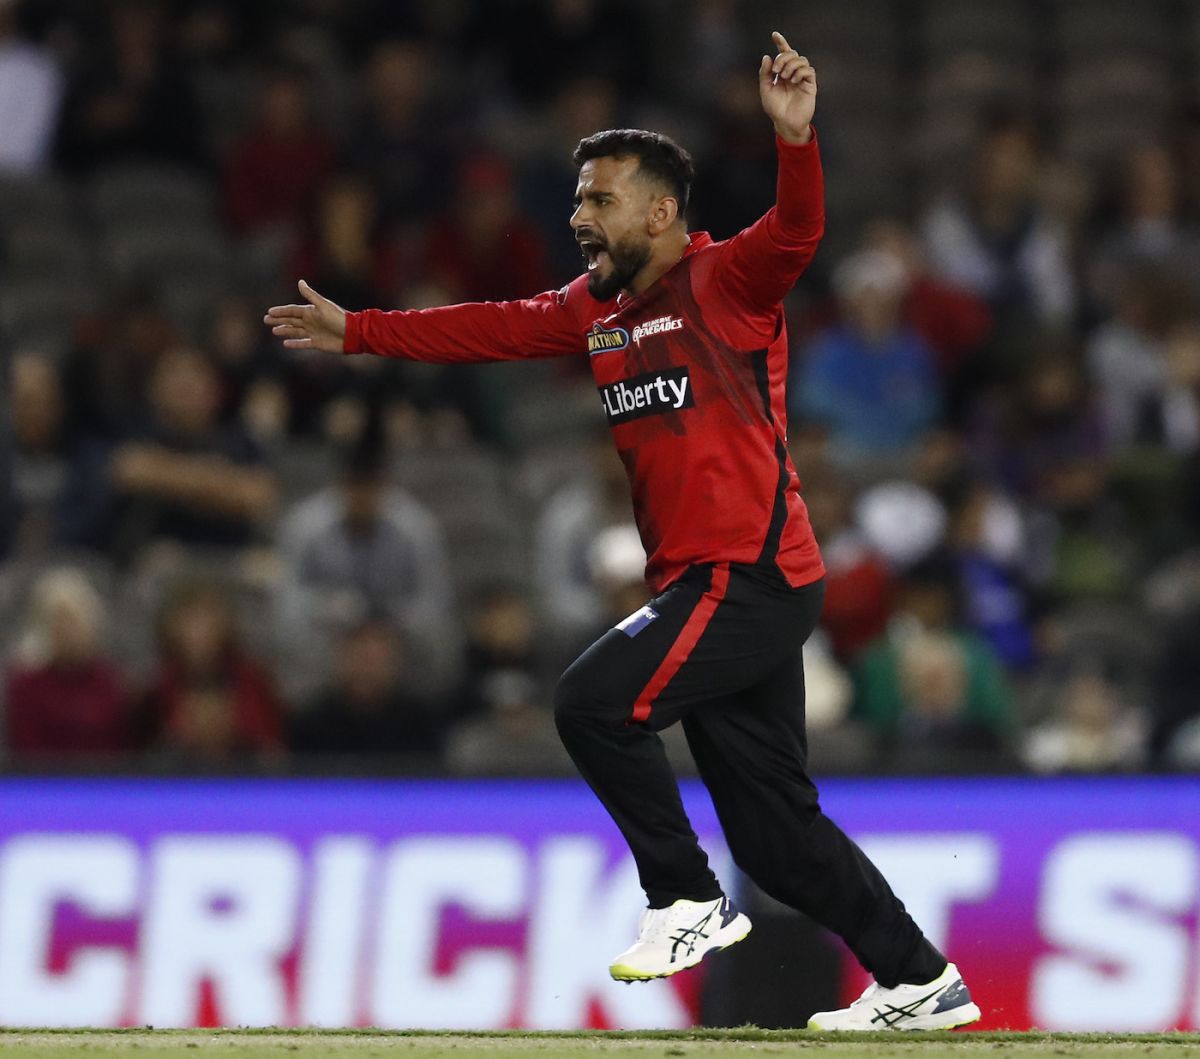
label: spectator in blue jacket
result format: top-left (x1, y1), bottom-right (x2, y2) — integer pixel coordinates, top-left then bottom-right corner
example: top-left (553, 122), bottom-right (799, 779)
top-left (791, 249), bottom-right (941, 465)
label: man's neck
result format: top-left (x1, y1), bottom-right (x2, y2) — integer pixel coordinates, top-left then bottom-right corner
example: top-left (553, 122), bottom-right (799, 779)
top-left (626, 229), bottom-right (692, 296)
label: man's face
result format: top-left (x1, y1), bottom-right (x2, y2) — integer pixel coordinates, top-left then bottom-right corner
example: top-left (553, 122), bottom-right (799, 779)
top-left (342, 478), bottom-right (383, 530)
top-left (571, 156), bottom-right (655, 300)
top-left (150, 349), bottom-right (220, 436)
top-left (338, 625), bottom-right (400, 706)
top-left (12, 355), bottom-right (63, 452)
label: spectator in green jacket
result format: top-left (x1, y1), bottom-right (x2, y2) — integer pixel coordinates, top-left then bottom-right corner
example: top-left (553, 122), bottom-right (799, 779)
top-left (852, 559), bottom-right (1018, 760)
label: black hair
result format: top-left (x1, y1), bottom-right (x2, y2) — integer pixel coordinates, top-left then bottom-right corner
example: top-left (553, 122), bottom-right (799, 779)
top-left (573, 129), bottom-right (695, 217)
top-left (341, 415), bottom-right (386, 484)
top-left (902, 552), bottom-right (962, 596)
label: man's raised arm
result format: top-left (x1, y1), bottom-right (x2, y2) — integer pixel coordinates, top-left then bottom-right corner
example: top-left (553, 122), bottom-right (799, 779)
top-left (713, 32), bottom-right (824, 316)
top-left (264, 278), bottom-right (585, 364)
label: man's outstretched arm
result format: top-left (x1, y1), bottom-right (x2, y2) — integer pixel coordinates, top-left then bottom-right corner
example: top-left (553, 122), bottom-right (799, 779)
top-left (264, 279), bottom-right (586, 363)
top-left (713, 32), bottom-right (824, 320)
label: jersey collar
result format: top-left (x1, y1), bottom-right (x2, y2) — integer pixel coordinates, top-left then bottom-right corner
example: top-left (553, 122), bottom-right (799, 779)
top-left (615, 231), bottom-right (713, 308)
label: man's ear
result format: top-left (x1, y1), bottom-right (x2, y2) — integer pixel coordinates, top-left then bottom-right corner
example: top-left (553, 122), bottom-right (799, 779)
top-left (647, 195), bottom-right (680, 236)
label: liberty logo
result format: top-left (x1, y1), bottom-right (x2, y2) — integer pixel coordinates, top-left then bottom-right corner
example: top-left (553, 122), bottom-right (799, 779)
top-left (599, 366), bottom-right (694, 425)
top-left (587, 323), bottom-right (630, 355)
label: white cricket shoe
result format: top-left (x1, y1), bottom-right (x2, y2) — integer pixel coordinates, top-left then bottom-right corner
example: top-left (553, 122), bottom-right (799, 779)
top-left (807, 962), bottom-right (981, 1031)
top-left (609, 896), bottom-right (752, 981)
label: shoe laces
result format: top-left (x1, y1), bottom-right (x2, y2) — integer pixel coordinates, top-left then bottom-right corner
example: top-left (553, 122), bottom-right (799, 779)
top-left (848, 981), bottom-right (881, 1009)
top-left (635, 906), bottom-right (675, 944)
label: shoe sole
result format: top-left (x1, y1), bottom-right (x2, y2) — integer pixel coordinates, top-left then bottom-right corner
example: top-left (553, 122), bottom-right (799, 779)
top-left (807, 1001), bottom-right (983, 1032)
top-left (609, 915), bottom-right (753, 982)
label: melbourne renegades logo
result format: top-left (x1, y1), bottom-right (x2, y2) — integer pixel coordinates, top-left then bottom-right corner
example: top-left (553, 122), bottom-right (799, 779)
top-left (632, 315), bottom-right (684, 344)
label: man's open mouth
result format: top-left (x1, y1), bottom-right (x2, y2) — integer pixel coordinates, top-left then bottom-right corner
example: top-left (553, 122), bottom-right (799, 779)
top-left (578, 239), bottom-right (608, 271)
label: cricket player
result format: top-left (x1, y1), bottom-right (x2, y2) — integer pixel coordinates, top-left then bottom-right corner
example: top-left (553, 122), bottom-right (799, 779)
top-left (266, 31), bottom-right (980, 1031)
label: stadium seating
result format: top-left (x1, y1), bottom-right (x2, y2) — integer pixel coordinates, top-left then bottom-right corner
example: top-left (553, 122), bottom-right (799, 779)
top-left (0, 276), bottom-right (98, 359)
top-left (88, 163), bottom-right (217, 230)
top-left (0, 173), bottom-right (74, 232)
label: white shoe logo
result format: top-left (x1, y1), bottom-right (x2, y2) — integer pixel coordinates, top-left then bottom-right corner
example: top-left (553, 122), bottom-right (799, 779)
top-left (668, 910), bottom-right (715, 962)
top-left (870, 987), bottom-right (942, 1027)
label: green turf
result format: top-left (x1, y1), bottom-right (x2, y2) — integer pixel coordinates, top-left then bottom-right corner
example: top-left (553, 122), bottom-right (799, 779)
top-left (0, 1029), bottom-right (1196, 1059)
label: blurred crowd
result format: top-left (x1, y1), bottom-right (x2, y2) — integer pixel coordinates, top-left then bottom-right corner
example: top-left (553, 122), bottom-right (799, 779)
top-left (3, 0), bottom-right (1200, 774)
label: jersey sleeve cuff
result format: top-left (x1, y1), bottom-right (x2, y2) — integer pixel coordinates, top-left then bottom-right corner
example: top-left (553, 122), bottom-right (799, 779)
top-left (775, 126), bottom-right (818, 152)
top-left (342, 310), bottom-right (363, 354)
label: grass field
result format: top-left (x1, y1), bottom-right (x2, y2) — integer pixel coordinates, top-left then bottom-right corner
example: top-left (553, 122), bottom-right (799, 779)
top-left (0, 1029), bottom-right (1197, 1058)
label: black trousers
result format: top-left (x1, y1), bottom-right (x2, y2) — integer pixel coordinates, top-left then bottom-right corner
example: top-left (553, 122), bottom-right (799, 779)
top-left (553, 562), bottom-right (945, 989)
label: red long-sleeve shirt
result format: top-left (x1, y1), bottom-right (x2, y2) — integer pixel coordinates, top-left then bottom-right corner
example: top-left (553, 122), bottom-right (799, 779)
top-left (344, 134), bottom-right (827, 593)
top-left (5, 659), bottom-right (130, 757)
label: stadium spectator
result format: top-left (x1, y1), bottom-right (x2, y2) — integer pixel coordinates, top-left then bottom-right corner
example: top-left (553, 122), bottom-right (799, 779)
top-left (921, 114), bottom-right (1075, 331)
top-left (1162, 326), bottom-right (1200, 516)
top-left (0, 0), bottom-right (63, 173)
top-left (0, 366), bottom-right (11, 559)
top-left (497, 0), bottom-right (649, 107)
top-left (852, 560), bottom-right (1018, 760)
top-left (340, 280), bottom-right (515, 450)
top-left (101, 347), bottom-right (277, 557)
top-left (4, 567), bottom-right (130, 758)
top-left (534, 431), bottom-right (637, 659)
top-left (795, 627), bottom-right (867, 772)
top-left (420, 152), bottom-right (553, 303)
top-left (275, 441), bottom-right (457, 695)
top-left (790, 248), bottom-right (941, 466)
top-left (519, 75), bottom-right (621, 284)
top-left (972, 354), bottom-right (1132, 602)
top-left (1086, 264), bottom-right (1198, 452)
top-left (447, 669), bottom-right (572, 776)
top-left (944, 479), bottom-right (1035, 670)
top-left (266, 329), bottom-right (365, 445)
top-left (801, 469), bottom-right (895, 663)
top-left (292, 172), bottom-right (387, 312)
top-left (15, 345), bottom-right (146, 557)
top-left (62, 288), bottom-right (177, 445)
top-left (9, 354), bottom-right (70, 555)
top-left (206, 295), bottom-right (289, 445)
top-left (1024, 660), bottom-right (1146, 773)
top-left (291, 619), bottom-right (446, 762)
top-left (1179, 103), bottom-right (1200, 228)
top-left (347, 39), bottom-right (448, 229)
top-left (1090, 296), bottom-right (1200, 566)
top-left (694, 66), bottom-right (782, 239)
top-left (1090, 143), bottom-right (1200, 299)
top-left (8, 0), bottom-right (1200, 786)
top-left (684, 0), bottom-right (743, 105)
top-left (864, 219), bottom-right (994, 396)
top-left (223, 64), bottom-right (335, 237)
top-left (54, 0), bottom-right (204, 174)
top-left (970, 353), bottom-right (1108, 505)
top-left (853, 476), bottom-right (948, 572)
top-left (1149, 597), bottom-right (1200, 769)
top-left (140, 580), bottom-right (283, 762)
top-left (453, 583), bottom-right (542, 721)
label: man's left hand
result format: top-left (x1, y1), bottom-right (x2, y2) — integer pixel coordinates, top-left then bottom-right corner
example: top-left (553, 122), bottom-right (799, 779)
top-left (759, 31), bottom-right (816, 144)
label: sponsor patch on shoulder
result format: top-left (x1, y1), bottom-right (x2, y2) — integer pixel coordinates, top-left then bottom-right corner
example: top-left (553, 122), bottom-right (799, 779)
top-left (616, 604), bottom-right (659, 637)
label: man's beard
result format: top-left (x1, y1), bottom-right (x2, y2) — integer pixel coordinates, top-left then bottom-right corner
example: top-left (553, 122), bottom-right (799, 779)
top-left (583, 234), bottom-right (652, 300)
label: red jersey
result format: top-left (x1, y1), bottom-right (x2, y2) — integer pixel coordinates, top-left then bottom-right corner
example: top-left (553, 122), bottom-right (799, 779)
top-left (343, 133), bottom-right (826, 593)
